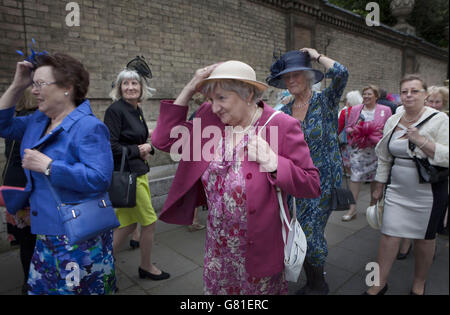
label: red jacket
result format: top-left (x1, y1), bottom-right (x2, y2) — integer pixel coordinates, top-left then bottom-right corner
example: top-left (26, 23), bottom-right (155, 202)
top-left (152, 100), bottom-right (320, 277)
top-left (338, 106), bottom-right (352, 135)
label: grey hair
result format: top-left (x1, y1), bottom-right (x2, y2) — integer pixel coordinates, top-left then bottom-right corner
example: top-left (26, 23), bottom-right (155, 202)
top-left (109, 69), bottom-right (156, 102)
top-left (345, 90), bottom-right (363, 107)
top-left (304, 70), bottom-right (315, 89)
top-left (201, 79), bottom-right (263, 103)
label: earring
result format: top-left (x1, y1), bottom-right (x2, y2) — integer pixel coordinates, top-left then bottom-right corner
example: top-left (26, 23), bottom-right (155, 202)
top-left (64, 92), bottom-right (69, 96)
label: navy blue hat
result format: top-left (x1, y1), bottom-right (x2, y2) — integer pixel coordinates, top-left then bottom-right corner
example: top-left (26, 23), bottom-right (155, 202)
top-left (266, 50), bottom-right (324, 89)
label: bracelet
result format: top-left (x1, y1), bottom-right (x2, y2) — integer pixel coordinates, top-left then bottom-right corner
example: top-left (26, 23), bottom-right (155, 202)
top-left (419, 137), bottom-right (429, 149)
top-left (316, 54), bottom-right (322, 63)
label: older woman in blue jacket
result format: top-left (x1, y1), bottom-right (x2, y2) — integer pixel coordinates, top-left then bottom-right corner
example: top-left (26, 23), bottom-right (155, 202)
top-left (0, 53), bottom-right (115, 295)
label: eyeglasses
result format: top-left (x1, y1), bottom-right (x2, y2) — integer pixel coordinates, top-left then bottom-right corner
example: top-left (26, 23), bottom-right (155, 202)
top-left (31, 81), bottom-right (57, 90)
top-left (400, 89), bottom-right (425, 96)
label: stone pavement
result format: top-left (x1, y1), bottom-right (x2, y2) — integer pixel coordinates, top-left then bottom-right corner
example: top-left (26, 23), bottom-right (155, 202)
top-left (0, 183), bottom-right (448, 295)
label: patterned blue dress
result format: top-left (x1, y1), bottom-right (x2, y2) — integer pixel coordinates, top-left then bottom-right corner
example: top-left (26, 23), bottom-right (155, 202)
top-left (27, 231), bottom-right (116, 295)
top-left (280, 62), bottom-right (348, 267)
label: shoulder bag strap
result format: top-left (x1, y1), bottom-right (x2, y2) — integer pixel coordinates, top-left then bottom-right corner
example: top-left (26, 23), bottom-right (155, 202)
top-left (258, 110), bottom-right (281, 135)
top-left (344, 108), bottom-right (348, 126)
top-left (278, 188), bottom-right (297, 245)
top-left (43, 176), bottom-right (63, 209)
top-left (119, 146), bottom-right (128, 172)
top-left (408, 112), bottom-right (439, 151)
top-left (1, 140), bottom-right (16, 185)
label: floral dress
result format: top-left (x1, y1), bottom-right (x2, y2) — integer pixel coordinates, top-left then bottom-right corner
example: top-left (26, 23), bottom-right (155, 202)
top-left (201, 135), bottom-right (288, 295)
top-left (27, 231), bottom-right (116, 295)
top-left (349, 109), bottom-right (378, 182)
top-left (280, 62), bottom-right (348, 267)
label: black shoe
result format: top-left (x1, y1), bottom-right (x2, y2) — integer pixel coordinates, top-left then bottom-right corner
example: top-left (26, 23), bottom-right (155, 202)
top-left (129, 240), bottom-right (140, 250)
top-left (397, 244), bottom-right (412, 260)
top-left (138, 267), bottom-right (170, 280)
top-left (296, 264), bottom-right (329, 295)
top-left (362, 284), bottom-right (388, 295)
top-left (295, 260), bottom-right (314, 295)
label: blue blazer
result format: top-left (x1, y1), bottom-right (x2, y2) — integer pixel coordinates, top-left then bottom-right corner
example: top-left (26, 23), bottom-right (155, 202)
top-left (0, 100), bottom-right (113, 235)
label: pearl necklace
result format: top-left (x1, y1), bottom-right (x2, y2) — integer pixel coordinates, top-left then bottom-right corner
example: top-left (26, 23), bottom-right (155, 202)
top-left (293, 90), bottom-right (312, 109)
top-left (233, 107), bottom-right (260, 134)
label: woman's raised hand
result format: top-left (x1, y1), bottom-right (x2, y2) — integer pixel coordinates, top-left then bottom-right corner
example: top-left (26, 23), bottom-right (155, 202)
top-left (300, 48), bottom-right (320, 61)
top-left (190, 63), bottom-right (220, 92)
top-left (174, 63), bottom-right (220, 106)
top-left (12, 61), bottom-right (34, 90)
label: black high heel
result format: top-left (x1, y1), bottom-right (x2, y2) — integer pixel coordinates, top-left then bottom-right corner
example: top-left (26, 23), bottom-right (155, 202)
top-left (129, 240), bottom-right (140, 250)
top-left (362, 284), bottom-right (388, 295)
top-left (397, 244), bottom-right (412, 260)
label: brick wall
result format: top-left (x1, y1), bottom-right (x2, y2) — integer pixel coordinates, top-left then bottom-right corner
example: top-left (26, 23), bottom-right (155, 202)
top-left (0, 0), bottom-right (448, 171)
top-left (314, 23), bottom-right (404, 95)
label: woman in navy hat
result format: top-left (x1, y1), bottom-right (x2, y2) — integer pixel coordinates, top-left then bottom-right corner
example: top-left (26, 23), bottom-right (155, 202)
top-left (267, 48), bottom-right (349, 295)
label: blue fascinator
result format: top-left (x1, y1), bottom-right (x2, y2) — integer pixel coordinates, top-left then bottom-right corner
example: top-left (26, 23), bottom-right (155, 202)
top-left (16, 38), bottom-right (48, 69)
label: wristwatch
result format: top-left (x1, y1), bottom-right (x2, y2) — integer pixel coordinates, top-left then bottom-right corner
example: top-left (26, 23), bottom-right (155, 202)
top-left (44, 161), bottom-right (53, 176)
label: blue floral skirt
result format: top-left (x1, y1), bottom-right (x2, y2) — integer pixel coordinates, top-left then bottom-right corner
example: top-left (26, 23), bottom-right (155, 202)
top-left (27, 231), bottom-right (116, 295)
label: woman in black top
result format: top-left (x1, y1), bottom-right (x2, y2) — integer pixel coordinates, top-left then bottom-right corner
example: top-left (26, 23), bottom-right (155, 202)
top-left (104, 68), bottom-right (169, 281)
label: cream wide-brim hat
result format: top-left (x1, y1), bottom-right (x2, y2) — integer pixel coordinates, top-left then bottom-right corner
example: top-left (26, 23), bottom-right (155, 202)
top-left (196, 60), bottom-right (269, 92)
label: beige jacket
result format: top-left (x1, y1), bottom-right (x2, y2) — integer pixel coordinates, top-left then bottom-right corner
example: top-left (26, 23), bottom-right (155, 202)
top-left (374, 106), bottom-right (449, 183)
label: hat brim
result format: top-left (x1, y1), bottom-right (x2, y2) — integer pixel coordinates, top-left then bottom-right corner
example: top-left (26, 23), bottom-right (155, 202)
top-left (268, 67), bottom-right (324, 89)
top-left (197, 77), bottom-right (268, 93)
top-left (366, 204), bottom-right (382, 230)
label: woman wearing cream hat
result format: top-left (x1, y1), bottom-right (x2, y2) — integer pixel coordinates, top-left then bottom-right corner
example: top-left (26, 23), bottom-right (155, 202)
top-left (152, 60), bottom-right (321, 294)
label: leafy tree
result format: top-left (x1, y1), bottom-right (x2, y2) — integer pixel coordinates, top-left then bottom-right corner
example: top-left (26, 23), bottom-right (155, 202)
top-left (327, 0), bottom-right (448, 48)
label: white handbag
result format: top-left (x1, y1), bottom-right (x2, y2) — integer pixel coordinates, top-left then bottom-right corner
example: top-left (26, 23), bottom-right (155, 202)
top-left (277, 188), bottom-right (307, 282)
top-left (258, 110), bottom-right (307, 282)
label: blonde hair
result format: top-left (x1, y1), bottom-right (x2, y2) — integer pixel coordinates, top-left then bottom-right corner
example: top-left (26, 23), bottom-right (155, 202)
top-left (362, 84), bottom-right (380, 99)
top-left (16, 87), bottom-right (37, 111)
top-left (427, 86), bottom-right (449, 111)
top-left (109, 69), bottom-right (155, 102)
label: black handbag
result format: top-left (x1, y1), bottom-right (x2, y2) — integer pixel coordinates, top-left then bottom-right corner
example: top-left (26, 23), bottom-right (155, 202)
top-left (410, 153), bottom-right (449, 184)
top-left (108, 147), bottom-right (137, 208)
top-left (331, 142), bottom-right (356, 211)
top-left (330, 186), bottom-right (356, 211)
top-left (408, 112), bottom-right (449, 184)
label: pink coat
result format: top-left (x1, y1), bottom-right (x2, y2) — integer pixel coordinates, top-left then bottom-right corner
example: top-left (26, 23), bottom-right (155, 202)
top-left (152, 100), bottom-right (320, 277)
top-left (345, 103), bottom-right (392, 146)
